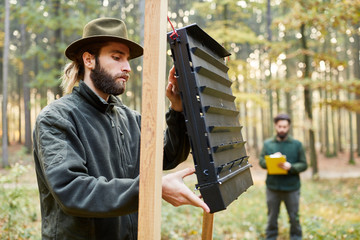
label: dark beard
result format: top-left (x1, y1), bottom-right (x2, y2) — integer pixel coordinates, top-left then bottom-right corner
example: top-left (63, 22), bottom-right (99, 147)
top-left (90, 60), bottom-right (127, 96)
top-left (277, 132), bottom-right (288, 140)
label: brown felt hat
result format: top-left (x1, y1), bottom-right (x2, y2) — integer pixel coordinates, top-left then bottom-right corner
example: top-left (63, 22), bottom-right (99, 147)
top-left (65, 17), bottom-right (143, 61)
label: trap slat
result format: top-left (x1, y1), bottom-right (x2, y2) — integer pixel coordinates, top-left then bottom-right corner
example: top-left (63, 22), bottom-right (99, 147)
top-left (167, 23), bottom-right (253, 213)
top-left (199, 86), bottom-right (236, 102)
top-left (191, 47), bottom-right (229, 72)
top-left (208, 126), bottom-right (243, 133)
top-left (204, 105), bottom-right (239, 116)
top-left (212, 141), bottom-right (246, 153)
top-left (195, 66), bottom-right (232, 87)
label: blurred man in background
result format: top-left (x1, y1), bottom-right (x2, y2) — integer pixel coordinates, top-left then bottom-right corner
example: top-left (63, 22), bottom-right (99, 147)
top-left (259, 113), bottom-right (308, 240)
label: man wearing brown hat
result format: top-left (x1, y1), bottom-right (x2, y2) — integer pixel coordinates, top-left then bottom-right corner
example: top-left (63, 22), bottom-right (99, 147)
top-left (33, 17), bottom-right (209, 240)
top-left (259, 113), bottom-right (307, 240)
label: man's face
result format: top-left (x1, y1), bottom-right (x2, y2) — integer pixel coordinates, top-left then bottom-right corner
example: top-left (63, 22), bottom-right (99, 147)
top-left (90, 42), bottom-right (131, 96)
top-left (275, 119), bottom-right (290, 140)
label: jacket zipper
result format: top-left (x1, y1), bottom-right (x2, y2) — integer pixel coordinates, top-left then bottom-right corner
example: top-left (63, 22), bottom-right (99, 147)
top-left (106, 112), bottom-right (125, 176)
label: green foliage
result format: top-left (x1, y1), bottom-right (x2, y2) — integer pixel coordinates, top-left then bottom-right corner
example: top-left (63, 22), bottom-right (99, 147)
top-left (0, 163), bottom-right (40, 240)
top-left (321, 99), bottom-right (360, 113)
top-left (205, 21), bottom-right (264, 46)
top-left (8, 0), bottom-right (127, 101)
top-left (191, 0), bottom-right (263, 47)
top-left (234, 92), bottom-right (268, 108)
top-left (161, 178), bottom-right (360, 239)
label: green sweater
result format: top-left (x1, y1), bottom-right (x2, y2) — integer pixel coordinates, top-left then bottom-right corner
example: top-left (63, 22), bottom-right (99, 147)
top-left (259, 136), bottom-right (307, 191)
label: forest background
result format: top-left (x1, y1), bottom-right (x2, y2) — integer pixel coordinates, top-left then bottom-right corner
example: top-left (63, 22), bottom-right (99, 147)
top-left (0, 0), bottom-right (360, 239)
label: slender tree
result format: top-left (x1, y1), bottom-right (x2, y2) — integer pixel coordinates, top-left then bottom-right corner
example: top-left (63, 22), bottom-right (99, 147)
top-left (335, 70), bottom-right (342, 153)
top-left (266, 0), bottom-right (274, 135)
top-left (52, 0), bottom-right (63, 99)
top-left (344, 34), bottom-right (355, 164)
top-left (353, 24), bottom-right (360, 156)
top-left (2, 0), bottom-right (10, 168)
top-left (17, 74), bottom-right (22, 143)
top-left (300, 23), bottom-right (318, 176)
top-left (19, 0), bottom-right (32, 152)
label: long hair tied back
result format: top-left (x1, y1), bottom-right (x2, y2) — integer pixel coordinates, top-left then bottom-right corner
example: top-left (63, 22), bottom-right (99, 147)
top-left (60, 61), bottom-right (83, 94)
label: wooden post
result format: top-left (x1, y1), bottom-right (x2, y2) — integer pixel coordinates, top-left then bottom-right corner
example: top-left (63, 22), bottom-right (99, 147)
top-left (138, 0), bottom-right (168, 239)
top-left (202, 211), bottom-right (214, 240)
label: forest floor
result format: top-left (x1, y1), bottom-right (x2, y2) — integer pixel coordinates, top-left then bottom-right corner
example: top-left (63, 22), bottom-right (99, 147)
top-left (1, 143), bottom-right (360, 239)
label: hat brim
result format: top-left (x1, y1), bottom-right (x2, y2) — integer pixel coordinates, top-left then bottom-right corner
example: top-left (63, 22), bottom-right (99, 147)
top-left (65, 36), bottom-right (144, 61)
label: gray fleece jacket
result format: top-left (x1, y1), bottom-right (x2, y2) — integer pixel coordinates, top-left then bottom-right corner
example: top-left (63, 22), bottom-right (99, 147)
top-left (33, 81), bottom-right (190, 240)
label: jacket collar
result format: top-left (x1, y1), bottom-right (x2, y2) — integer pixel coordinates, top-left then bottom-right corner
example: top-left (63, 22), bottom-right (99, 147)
top-left (74, 81), bottom-right (123, 113)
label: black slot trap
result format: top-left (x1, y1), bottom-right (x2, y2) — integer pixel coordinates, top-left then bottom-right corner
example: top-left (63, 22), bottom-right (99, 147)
top-left (167, 24), bottom-right (253, 213)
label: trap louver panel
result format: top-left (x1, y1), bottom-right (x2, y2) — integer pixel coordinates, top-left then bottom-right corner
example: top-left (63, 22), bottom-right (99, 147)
top-left (167, 24), bottom-right (253, 213)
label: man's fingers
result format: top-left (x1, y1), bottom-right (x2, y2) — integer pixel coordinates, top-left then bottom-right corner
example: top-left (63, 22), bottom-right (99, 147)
top-left (184, 188), bottom-right (210, 213)
top-left (168, 66), bottom-right (176, 82)
top-left (169, 65), bottom-right (176, 75)
top-left (168, 167), bottom-right (195, 179)
top-left (179, 167), bottom-right (196, 179)
top-left (162, 168), bottom-right (210, 212)
top-left (177, 170), bottom-right (210, 213)
top-left (166, 82), bottom-right (173, 95)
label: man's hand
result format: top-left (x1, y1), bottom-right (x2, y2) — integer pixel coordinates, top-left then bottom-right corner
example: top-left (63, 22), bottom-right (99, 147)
top-left (278, 161), bottom-right (291, 171)
top-left (162, 167), bottom-right (210, 213)
top-left (166, 66), bottom-right (183, 112)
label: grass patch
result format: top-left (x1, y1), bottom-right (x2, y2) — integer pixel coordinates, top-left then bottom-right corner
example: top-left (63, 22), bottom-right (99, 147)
top-left (161, 178), bottom-right (360, 240)
top-left (1, 156), bottom-right (359, 239)
top-left (0, 164), bottom-right (40, 240)
top-left (301, 178), bottom-right (360, 239)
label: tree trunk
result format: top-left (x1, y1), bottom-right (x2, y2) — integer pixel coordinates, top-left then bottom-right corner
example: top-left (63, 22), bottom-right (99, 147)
top-left (20, 0), bottom-right (32, 152)
top-left (325, 87), bottom-right (331, 156)
top-left (138, 0), bottom-right (145, 111)
top-left (318, 86), bottom-right (324, 154)
top-left (259, 49), bottom-right (268, 140)
top-left (283, 25), bottom-right (293, 135)
top-left (253, 108), bottom-right (259, 157)
top-left (349, 109), bottom-right (355, 164)
top-left (345, 34), bottom-right (355, 164)
top-left (53, 0), bottom-right (63, 99)
top-left (300, 23), bottom-right (318, 176)
top-left (243, 73), bottom-right (249, 143)
top-left (331, 103), bottom-right (337, 156)
top-left (266, 0), bottom-right (274, 135)
top-left (353, 24), bottom-right (360, 156)
top-left (284, 57), bottom-right (293, 135)
top-left (336, 72), bottom-right (343, 153)
top-left (330, 68), bottom-right (337, 157)
top-left (2, 0), bottom-right (10, 168)
top-left (17, 74), bottom-right (22, 144)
